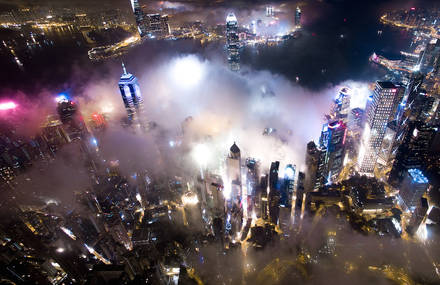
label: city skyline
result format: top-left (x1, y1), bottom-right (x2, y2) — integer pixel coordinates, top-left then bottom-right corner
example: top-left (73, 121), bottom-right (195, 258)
top-left (0, 0), bottom-right (439, 284)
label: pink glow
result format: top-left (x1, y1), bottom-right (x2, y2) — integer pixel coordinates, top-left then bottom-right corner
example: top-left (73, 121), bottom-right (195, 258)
top-left (0, 102), bottom-right (17, 110)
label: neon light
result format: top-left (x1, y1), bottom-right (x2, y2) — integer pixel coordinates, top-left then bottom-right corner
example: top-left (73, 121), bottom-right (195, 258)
top-left (0, 102), bottom-right (17, 110)
top-left (328, 122), bottom-right (341, 129)
top-left (342, 128), bottom-right (347, 145)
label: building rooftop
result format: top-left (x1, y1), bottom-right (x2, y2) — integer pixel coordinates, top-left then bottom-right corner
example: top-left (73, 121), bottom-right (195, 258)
top-left (377, 81), bottom-right (397, 89)
top-left (226, 13), bottom-right (237, 23)
top-left (408, 169), bottom-right (429, 184)
top-left (230, 142), bottom-right (240, 154)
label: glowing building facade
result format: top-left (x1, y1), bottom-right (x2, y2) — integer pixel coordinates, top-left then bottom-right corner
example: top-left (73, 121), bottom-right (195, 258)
top-left (130, 0), bottom-right (147, 37)
top-left (226, 142), bottom-right (242, 204)
top-left (358, 82), bottom-right (403, 174)
top-left (226, 12), bottom-right (240, 71)
top-left (388, 121), bottom-right (437, 186)
top-left (281, 164), bottom-right (296, 207)
top-left (319, 120), bottom-right (347, 183)
top-left (266, 6), bottom-right (274, 17)
top-left (295, 7), bottom-right (301, 28)
top-left (399, 169), bottom-right (429, 211)
top-left (145, 14), bottom-right (170, 37)
top-left (118, 63), bottom-right (146, 128)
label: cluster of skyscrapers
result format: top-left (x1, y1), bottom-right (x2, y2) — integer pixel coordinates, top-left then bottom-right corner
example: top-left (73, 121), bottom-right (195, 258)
top-left (130, 0), bottom-right (170, 38)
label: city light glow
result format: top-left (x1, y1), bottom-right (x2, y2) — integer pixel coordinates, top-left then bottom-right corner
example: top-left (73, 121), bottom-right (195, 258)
top-left (192, 143), bottom-right (210, 167)
top-left (182, 194), bottom-right (199, 205)
top-left (170, 56), bottom-right (205, 89)
top-left (55, 94), bottom-right (69, 103)
top-left (0, 101), bottom-right (17, 110)
top-left (60, 226), bottom-right (77, 240)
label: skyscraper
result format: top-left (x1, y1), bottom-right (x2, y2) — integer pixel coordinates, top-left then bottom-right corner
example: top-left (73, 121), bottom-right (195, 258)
top-left (399, 169), bottom-right (429, 211)
top-left (145, 14), bottom-right (170, 37)
top-left (56, 95), bottom-right (87, 141)
top-left (226, 12), bottom-right (240, 71)
top-left (130, 0), bottom-right (147, 37)
top-left (295, 6), bottom-right (301, 28)
top-left (333, 87), bottom-right (351, 122)
top-left (281, 164), bottom-right (295, 207)
top-left (358, 82), bottom-right (403, 174)
top-left (305, 141), bottom-right (327, 191)
top-left (266, 6), bottom-right (274, 17)
top-left (118, 63), bottom-right (146, 129)
top-left (226, 142), bottom-right (242, 205)
top-left (388, 121), bottom-right (436, 186)
top-left (268, 161), bottom-right (280, 224)
top-left (319, 120), bottom-right (347, 183)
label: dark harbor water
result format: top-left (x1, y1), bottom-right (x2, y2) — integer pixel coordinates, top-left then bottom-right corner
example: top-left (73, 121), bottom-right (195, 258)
top-left (0, 1), bottom-right (413, 96)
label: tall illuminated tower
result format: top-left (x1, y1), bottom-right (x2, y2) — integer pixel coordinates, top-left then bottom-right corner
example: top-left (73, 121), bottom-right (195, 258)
top-left (130, 0), bottom-right (147, 37)
top-left (319, 120), bottom-right (347, 183)
top-left (295, 6), bottom-right (301, 28)
top-left (226, 142), bottom-right (242, 204)
top-left (118, 63), bottom-right (146, 128)
top-left (358, 82), bottom-right (403, 174)
top-left (226, 12), bottom-right (240, 71)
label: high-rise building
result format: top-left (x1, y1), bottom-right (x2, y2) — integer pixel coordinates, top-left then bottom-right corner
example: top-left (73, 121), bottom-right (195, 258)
top-left (333, 87), bottom-right (351, 122)
top-left (226, 12), bottom-right (240, 71)
top-left (399, 169), bottom-right (429, 211)
top-left (295, 6), bottom-right (301, 28)
top-left (145, 14), bottom-right (170, 37)
top-left (118, 63), bottom-right (146, 129)
top-left (348, 107), bottom-right (364, 135)
top-left (226, 142), bottom-right (242, 205)
top-left (358, 82), bottom-right (404, 174)
top-left (130, 0), bottom-right (147, 37)
top-left (319, 120), bottom-right (347, 183)
top-left (280, 164), bottom-right (295, 207)
top-left (266, 6), bottom-right (274, 17)
top-left (305, 141), bottom-right (327, 191)
top-left (293, 171), bottom-right (305, 226)
top-left (388, 121), bottom-right (437, 186)
top-left (56, 95), bottom-right (87, 141)
top-left (268, 161), bottom-right (280, 224)
top-left (376, 120), bottom-right (398, 167)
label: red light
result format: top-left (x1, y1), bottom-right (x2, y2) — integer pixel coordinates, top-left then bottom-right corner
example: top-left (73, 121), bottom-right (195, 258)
top-left (343, 18), bottom-right (347, 22)
top-left (410, 7), bottom-right (416, 10)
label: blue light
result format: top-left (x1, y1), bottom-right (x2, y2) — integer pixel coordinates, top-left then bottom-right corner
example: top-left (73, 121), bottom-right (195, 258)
top-left (408, 169), bottom-right (428, 184)
top-left (55, 93), bottom-right (69, 103)
top-left (284, 164), bottom-right (295, 180)
top-left (91, 138), bottom-right (98, 146)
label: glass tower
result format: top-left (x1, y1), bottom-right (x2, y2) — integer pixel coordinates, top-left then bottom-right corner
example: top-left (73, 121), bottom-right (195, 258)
top-left (358, 82), bottom-right (403, 174)
top-left (118, 63), bottom-right (146, 128)
top-left (226, 12), bottom-right (240, 71)
top-left (130, 0), bottom-right (147, 37)
top-left (295, 7), bottom-right (302, 28)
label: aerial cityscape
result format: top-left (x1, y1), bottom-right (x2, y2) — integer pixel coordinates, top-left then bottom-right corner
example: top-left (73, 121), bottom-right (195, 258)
top-left (0, 0), bottom-right (439, 284)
